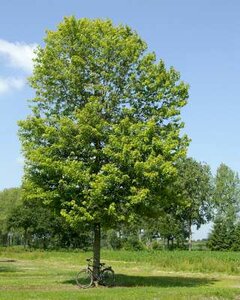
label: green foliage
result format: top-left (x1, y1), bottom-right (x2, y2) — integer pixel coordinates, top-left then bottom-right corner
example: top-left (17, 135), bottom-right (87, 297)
top-left (208, 164), bottom-right (240, 251)
top-left (19, 17), bottom-right (189, 234)
top-left (0, 188), bottom-right (22, 227)
top-left (151, 240), bottom-right (163, 250)
top-left (176, 158), bottom-right (214, 228)
top-left (213, 163), bottom-right (240, 221)
top-left (157, 211), bottom-right (188, 247)
top-left (0, 188), bottom-right (22, 245)
top-left (207, 218), bottom-right (234, 251)
top-left (122, 235), bottom-right (145, 251)
top-left (141, 158), bottom-right (213, 250)
top-left (173, 158), bottom-right (213, 250)
top-left (7, 197), bottom-right (93, 250)
top-left (231, 222), bottom-right (240, 251)
top-left (105, 229), bottom-right (122, 250)
top-left (208, 219), bottom-right (240, 251)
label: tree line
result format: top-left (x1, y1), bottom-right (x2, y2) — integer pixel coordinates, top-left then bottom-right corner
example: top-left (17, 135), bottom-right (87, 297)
top-left (1, 161), bottom-right (239, 251)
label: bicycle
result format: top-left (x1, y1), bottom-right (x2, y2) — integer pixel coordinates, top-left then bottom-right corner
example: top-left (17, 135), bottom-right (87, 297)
top-left (76, 258), bottom-right (115, 288)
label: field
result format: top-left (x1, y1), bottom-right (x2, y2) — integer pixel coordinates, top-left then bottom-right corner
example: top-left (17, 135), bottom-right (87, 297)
top-left (0, 248), bottom-right (240, 299)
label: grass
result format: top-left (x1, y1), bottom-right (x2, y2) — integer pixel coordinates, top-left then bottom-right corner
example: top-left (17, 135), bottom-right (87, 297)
top-left (0, 248), bottom-right (240, 299)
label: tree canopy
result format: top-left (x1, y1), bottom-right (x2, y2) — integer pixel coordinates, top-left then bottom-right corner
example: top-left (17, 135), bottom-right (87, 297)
top-left (0, 188), bottom-right (22, 245)
top-left (19, 17), bottom-right (189, 282)
top-left (208, 164), bottom-right (240, 251)
top-left (175, 158), bottom-right (213, 250)
top-left (213, 163), bottom-right (240, 221)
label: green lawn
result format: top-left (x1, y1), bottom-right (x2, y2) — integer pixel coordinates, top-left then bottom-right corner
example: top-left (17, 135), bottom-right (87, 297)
top-left (0, 248), bottom-right (240, 299)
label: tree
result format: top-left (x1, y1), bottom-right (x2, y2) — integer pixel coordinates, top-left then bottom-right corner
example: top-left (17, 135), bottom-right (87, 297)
top-left (0, 188), bottom-right (22, 245)
top-left (175, 158), bottom-right (213, 251)
top-left (207, 217), bottom-right (234, 250)
top-left (157, 211), bottom-right (188, 249)
top-left (19, 17), bottom-right (189, 284)
top-left (208, 164), bottom-right (240, 251)
top-left (7, 198), bottom-right (54, 249)
top-left (7, 197), bottom-right (92, 249)
top-left (213, 163), bottom-right (240, 222)
top-left (231, 222), bottom-right (240, 251)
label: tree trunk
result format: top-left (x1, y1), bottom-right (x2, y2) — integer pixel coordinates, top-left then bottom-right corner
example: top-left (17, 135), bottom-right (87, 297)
top-left (188, 219), bottom-right (192, 251)
top-left (163, 238), bottom-right (166, 250)
top-left (167, 237), bottom-right (170, 250)
top-left (24, 229), bottom-right (27, 249)
top-left (93, 223), bottom-right (101, 286)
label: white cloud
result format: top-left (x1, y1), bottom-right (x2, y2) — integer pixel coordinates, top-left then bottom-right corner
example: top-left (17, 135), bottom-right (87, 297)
top-left (0, 77), bottom-right (25, 94)
top-left (0, 39), bottom-right (37, 72)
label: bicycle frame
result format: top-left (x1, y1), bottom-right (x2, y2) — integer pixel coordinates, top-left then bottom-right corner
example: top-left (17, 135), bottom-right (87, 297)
top-left (87, 262), bottom-right (108, 281)
top-left (76, 258), bottom-right (115, 288)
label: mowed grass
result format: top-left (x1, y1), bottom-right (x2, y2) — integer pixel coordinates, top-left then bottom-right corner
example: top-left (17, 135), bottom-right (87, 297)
top-left (0, 248), bottom-right (240, 299)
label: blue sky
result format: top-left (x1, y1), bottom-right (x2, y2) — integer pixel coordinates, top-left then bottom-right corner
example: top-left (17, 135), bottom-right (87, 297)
top-left (1, 0), bottom-right (240, 239)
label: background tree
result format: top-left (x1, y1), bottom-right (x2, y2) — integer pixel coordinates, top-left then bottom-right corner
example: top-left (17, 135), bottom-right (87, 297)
top-left (144, 206), bottom-right (188, 250)
top-left (7, 198), bottom-right (92, 249)
top-left (0, 188), bottom-right (22, 245)
top-left (157, 211), bottom-right (188, 249)
top-left (207, 217), bottom-right (234, 251)
top-left (208, 164), bottom-right (240, 250)
top-left (175, 158), bottom-right (213, 250)
top-left (19, 17), bottom-right (189, 283)
top-left (213, 163), bottom-right (240, 222)
top-left (7, 198), bottom-right (53, 249)
top-left (231, 222), bottom-right (240, 251)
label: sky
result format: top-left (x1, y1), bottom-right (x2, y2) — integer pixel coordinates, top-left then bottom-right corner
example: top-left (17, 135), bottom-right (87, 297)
top-left (1, 0), bottom-right (240, 239)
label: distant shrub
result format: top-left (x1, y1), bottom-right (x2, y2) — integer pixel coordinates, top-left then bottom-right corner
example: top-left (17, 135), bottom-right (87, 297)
top-left (122, 236), bottom-right (145, 251)
top-left (151, 240), bottom-right (162, 250)
top-left (105, 229), bottom-right (122, 250)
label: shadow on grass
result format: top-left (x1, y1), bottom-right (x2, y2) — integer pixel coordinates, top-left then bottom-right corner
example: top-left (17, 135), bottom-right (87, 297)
top-left (0, 260), bottom-right (16, 263)
top-left (64, 274), bottom-right (217, 288)
top-left (115, 274), bottom-right (216, 287)
top-left (0, 266), bottom-right (18, 273)
top-left (0, 260), bottom-right (18, 272)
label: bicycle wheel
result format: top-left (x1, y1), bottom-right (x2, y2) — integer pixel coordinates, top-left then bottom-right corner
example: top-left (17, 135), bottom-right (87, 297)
top-left (101, 268), bottom-right (115, 287)
top-left (76, 268), bottom-right (93, 288)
